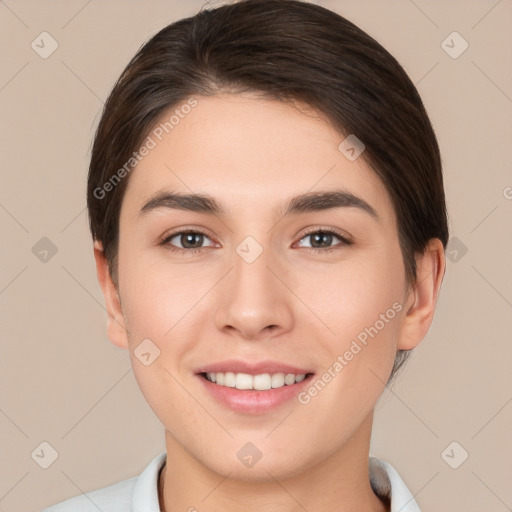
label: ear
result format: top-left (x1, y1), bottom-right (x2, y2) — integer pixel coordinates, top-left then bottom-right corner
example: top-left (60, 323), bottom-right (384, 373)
top-left (93, 240), bottom-right (129, 350)
top-left (397, 238), bottom-right (446, 350)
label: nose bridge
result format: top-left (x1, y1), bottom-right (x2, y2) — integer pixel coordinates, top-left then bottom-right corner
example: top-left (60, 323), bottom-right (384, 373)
top-left (214, 234), bottom-right (293, 339)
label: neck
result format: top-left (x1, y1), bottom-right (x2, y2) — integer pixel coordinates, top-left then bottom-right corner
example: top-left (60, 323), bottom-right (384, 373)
top-left (158, 411), bottom-right (388, 512)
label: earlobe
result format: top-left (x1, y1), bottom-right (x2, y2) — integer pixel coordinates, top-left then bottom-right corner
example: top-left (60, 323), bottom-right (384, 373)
top-left (397, 238), bottom-right (446, 351)
top-left (93, 240), bottom-right (130, 350)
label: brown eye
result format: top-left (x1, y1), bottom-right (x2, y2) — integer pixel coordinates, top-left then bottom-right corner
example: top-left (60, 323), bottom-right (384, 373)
top-left (176, 232), bottom-right (205, 249)
top-left (296, 229), bottom-right (352, 252)
top-left (309, 231), bottom-right (335, 248)
top-left (161, 229), bottom-right (216, 253)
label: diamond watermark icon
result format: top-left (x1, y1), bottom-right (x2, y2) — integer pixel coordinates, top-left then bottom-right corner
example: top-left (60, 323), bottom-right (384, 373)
top-left (237, 442), bottom-right (263, 468)
top-left (236, 236), bottom-right (263, 264)
top-left (441, 31), bottom-right (468, 59)
top-left (446, 236), bottom-right (468, 263)
top-left (441, 441), bottom-right (469, 469)
top-left (31, 441), bottom-right (59, 469)
top-left (134, 338), bottom-right (161, 366)
top-left (31, 32), bottom-right (59, 59)
top-left (32, 237), bottom-right (58, 263)
top-left (338, 134), bottom-right (365, 161)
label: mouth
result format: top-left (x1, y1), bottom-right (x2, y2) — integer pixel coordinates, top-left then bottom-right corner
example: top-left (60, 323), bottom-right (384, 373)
top-left (195, 365), bottom-right (316, 414)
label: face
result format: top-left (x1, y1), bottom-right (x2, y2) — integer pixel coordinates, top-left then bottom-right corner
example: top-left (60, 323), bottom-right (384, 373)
top-left (105, 93), bottom-right (417, 481)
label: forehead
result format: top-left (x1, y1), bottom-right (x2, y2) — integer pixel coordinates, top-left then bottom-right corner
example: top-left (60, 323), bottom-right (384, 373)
top-left (120, 93), bottom-right (396, 226)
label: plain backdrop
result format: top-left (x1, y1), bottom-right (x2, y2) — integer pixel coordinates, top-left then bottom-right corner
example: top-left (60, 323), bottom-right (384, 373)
top-left (1, 1), bottom-right (511, 511)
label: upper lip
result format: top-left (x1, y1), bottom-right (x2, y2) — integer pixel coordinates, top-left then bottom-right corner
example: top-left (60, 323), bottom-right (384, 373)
top-left (196, 359), bottom-right (314, 376)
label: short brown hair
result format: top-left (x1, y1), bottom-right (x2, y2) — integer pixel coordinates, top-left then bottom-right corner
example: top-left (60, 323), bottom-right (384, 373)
top-left (87, 0), bottom-right (449, 382)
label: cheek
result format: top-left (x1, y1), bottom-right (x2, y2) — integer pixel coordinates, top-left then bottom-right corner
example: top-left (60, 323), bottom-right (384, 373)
top-left (118, 257), bottom-right (209, 428)
top-left (292, 265), bottom-right (404, 435)
top-left (295, 247), bottom-right (406, 379)
top-left (118, 244), bottom-right (207, 337)
top-left (298, 247), bottom-right (404, 331)
top-left (118, 248), bottom-right (216, 392)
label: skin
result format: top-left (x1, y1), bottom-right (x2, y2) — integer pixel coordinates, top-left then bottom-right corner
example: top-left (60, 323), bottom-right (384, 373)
top-left (94, 93), bottom-right (445, 512)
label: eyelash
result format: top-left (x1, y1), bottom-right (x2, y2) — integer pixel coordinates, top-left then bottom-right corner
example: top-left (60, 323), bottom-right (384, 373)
top-left (159, 227), bottom-right (352, 255)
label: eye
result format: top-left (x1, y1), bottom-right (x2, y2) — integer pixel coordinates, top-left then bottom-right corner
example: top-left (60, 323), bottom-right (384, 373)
top-left (296, 228), bottom-right (352, 253)
top-left (159, 227), bottom-right (352, 255)
top-left (160, 228), bottom-right (217, 253)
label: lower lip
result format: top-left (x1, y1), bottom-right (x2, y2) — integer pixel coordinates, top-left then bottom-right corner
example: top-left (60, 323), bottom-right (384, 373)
top-left (196, 373), bottom-right (314, 414)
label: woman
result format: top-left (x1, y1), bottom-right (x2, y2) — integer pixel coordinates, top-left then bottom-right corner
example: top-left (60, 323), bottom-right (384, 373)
top-left (43, 0), bottom-right (447, 510)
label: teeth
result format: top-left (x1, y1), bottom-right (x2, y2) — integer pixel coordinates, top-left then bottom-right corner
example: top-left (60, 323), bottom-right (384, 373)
top-left (271, 373), bottom-right (285, 388)
top-left (204, 372), bottom-right (307, 390)
top-left (284, 373), bottom-right (295, 385)
top-left (224, 372), bottom-right (236, 388)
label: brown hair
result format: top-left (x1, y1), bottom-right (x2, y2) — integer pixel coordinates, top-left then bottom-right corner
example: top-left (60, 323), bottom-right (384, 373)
top-left (87, 0), bottom-right (448, 382)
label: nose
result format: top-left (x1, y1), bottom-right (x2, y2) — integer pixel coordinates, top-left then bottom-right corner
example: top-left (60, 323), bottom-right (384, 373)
top-left (214, 243), bottom-right (294, 341)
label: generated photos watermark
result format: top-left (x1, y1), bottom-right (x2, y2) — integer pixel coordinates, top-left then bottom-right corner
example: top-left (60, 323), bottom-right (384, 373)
top-left (298, 300), bottom-right (403, 405)
top-left (93, 97), bottom-right (198, 200)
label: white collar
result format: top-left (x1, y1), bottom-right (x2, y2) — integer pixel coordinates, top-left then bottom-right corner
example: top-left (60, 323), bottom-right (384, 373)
top-left (369, 457), bottom-right (421, 511)
top-left (132, 452), bottom-right (420, 512)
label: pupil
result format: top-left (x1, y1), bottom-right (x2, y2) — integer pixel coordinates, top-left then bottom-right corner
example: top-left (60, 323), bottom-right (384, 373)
top-left (312, 232), bottom-right (332, 247)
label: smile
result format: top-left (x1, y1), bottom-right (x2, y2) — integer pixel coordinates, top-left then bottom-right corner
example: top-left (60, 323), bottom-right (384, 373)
top-left (197, 371), bottom-right (315, 414)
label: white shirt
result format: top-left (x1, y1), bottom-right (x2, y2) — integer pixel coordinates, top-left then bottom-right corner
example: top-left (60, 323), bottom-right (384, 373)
top-left (41, 452), bottom-right (420, 511)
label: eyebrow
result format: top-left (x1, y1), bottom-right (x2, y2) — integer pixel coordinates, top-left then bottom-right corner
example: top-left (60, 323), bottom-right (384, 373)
top-left (138, 189), bottom-right (379, 221)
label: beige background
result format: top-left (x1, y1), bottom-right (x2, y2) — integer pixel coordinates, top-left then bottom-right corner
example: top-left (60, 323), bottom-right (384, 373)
top-left (1, 0), bottom-right (511, 511)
